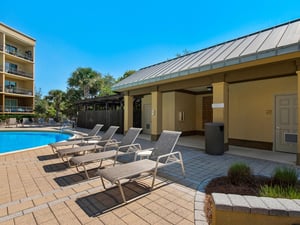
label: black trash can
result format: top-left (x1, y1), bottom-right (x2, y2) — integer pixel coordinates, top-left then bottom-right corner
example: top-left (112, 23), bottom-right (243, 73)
top-left (205, 122), bottom-right (224, 155)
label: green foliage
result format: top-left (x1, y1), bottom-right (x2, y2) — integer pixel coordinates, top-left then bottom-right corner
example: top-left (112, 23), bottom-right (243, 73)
top-left (116, 70), bottom-right (135, 82)
top-left (260, 185), bottom-right (300, 199)
top-left (100, 74), bottom-right (116, 96)
top-left (272, 167), bottom-right (298, 187)
top-left (176, 49), bottom-right (191, 57)
top-left (68, 67), bottom-right (103, 98)
top-left (35, 67), bottom-right (130, 120)
top-left (227, 163), bottom-right (252, 185)
top-left (45, 89), bottom-right (66, 121)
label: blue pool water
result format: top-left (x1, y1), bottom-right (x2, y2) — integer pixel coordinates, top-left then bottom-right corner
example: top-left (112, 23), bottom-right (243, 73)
top-left (0, 131), bottom-right (72, 153)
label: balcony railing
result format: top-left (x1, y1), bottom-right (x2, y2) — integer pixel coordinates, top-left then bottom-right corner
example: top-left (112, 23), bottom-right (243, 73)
top-left (5, 68), bottom-right (33, 78)
top-left (5, 86), bottom-right (33, 96)
top-left (5, 48), bottom-right (33, 61)
top-left (5, 106), bottom-right (33, 113)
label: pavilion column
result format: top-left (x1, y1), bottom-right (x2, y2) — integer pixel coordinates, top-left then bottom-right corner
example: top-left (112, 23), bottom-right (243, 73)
top-left (151, 90), bottom-right (162, 141)
top-left (124, 93), bottom-right (133, 134)
top-left (212, 82), bottom-right (229, 150)
top-left (297, 71), bottom-right (300, 165)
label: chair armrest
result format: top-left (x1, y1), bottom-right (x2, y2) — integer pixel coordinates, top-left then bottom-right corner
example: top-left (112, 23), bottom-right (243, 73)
top-left (118, 143), bottom-right (142, 152)
top-left (106, 139), bottom-right (119, 144)
top-left (71, 136), bottom-right (101, 141)
top-left (82, 136), bottom-right (101, 140)
top-left (103, 140), bottom-right (121, 151)
top-left (156, 151), bottom-right (183, 164)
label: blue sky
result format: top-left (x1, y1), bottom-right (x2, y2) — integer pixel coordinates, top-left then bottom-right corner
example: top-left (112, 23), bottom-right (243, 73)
top-left (1, 0), bottom-right (299, 95)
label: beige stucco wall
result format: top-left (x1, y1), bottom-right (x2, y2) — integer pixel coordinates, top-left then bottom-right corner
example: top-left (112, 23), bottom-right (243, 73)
top-left (141, 95), bottom-right (151, 104)
top-left (229, 76), bottom-right (297, 142)
top-left (142, 91), bottom-right (198, 133)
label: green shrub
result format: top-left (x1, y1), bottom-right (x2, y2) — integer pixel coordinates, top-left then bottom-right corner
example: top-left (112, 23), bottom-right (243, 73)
top-left (272, 167), bottom-right (298, 187)
top-left (227, 163), bottom-right (252, 185)
top-left (259, 185), bottom-right (300, 199)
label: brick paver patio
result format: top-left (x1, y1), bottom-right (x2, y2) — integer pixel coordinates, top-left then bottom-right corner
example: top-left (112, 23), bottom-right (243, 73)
top-left (1, 131), bottom-right (299, 225)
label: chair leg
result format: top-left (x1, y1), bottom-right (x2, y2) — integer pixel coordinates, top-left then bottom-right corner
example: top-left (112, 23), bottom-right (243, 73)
top-left (98, 160), bottom-right (103, 168)
top-left (51, 145), bottom-right (56, 154)
top-left (151, 170), bottom-right (157, 190)
top-left (178, 152), bottom-right (186, 177)
top-left (75, 164), bottom-right (90, 179)
top-left (82, 164), bottom-right (90, 179)
top-left (180, 161), bottom-right (186, 178)
top-left (116, 180), bottom-right (127, 203)
top-left (100, 176), bottom-right (106, 189)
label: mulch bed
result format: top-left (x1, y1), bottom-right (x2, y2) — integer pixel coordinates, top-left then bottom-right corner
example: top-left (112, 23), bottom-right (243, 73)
top-left (205, 175), bottom-right (271, 196)
top-left (204, 175), bottom-right (271, 224)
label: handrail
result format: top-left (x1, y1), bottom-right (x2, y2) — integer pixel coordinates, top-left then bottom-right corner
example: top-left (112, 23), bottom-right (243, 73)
top-left (5, 86), bottom-right (33, 96)
top-left (5, 47), bottom-right (33, 61)
top-left (5, 68), bottom-right (33, 78)
top-left (5, 106), bottom-right (33, 112)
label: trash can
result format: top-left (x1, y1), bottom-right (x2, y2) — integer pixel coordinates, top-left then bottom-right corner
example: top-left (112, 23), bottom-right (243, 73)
top-left (205, 122), bottom-right (224, 155)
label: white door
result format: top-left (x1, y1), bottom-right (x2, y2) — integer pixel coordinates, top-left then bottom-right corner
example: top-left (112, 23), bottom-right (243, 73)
top-left (275, 94), bottom-right (297, 153)
top-left (143, 104), bottom-right (152, 134)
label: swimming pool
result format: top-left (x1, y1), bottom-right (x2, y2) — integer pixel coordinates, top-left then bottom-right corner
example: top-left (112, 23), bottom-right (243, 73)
top-left (0, 131), bottom-right (72, 154)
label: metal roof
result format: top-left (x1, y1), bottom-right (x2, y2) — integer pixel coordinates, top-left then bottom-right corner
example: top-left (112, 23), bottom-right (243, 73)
top-left (113, 19), bottom-right (300, 91)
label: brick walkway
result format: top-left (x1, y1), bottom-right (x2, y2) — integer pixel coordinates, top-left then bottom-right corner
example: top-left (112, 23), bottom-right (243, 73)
top-left (0, 133), bottom-right (299, 225)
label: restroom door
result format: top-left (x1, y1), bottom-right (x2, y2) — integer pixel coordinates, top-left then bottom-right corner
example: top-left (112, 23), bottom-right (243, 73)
top-left (143, 104), bottom-right (152, 134)
top-left (275, 94), bottom-right (297, 153)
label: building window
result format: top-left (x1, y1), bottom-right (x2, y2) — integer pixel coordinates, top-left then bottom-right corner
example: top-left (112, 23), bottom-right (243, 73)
top-left (5, 98), bottom-right (18, 111)
top-left (5, 62), bottom-right (18, 73)
top-left (5, 44), bottom-right (17, 55)
top-left (5, 80), bottom-right (17, 92)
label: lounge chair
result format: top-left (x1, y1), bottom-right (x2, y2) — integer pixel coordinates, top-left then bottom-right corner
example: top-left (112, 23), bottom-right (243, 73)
top-left (54, 126), bottom-right (119, 159)
top-left (97, 130), bottom-right (185, 203)
top-left (69, 127), bottom-right (143, 179)
top-left (6, 118), bottom-right (18, 128)
top-left (49, 124), bottom-right (105, 153)
top-left (67, 123), bottom-right (104, 140)
top-left (21, 117), bottom-right (32, 127)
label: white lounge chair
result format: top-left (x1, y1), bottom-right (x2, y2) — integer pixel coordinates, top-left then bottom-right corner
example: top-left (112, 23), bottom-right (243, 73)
top-left (6, 118), bottom-right (18, 128)
top-left (21, 117), bottom-right (32, 127)
top-left (97, 130), bottom-right (185, 203)
top-left (49, 124), bottom-right (105, 153)
top-left (54, 126), bottom-right (119, 159)
top-left (69, 127), bottom-right (143, 179)
top-left (68, 124), bottom-right (104, 140)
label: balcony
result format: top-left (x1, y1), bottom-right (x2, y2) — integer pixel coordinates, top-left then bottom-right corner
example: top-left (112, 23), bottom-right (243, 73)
top-left (5, 68), bottom-right (33, 78)
top-left (5, 106), bottom-right (33, 113)
top-left (5, 47), bottom-right (33, 62)
top-left (5, 86), bottom-right (33, 96)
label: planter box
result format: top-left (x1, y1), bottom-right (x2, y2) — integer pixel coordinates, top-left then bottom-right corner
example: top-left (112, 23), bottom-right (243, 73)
top-left (212, 193), bottom-right (300, 225)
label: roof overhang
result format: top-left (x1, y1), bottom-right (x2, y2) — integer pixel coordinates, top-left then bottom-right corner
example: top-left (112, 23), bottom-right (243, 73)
top-left (113, 19), bottom-right (300, 92)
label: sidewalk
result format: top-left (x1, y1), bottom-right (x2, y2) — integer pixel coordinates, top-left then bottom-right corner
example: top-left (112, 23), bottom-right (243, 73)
top-left (0, 131), bottom-right (299, 225)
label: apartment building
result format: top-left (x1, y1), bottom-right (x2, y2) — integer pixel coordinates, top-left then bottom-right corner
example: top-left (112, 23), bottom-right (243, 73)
top-left (0, 23), bottom-right (35, 114)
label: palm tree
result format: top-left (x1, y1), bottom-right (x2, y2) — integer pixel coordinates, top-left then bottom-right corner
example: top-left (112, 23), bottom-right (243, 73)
top-left (68, 67), bottom-right (102, 99)
top-left (45, 90), bottom-right (66, 121)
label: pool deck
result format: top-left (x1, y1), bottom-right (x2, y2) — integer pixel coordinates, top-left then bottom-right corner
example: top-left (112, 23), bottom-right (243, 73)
top-left (0, 127), bottom-right (299, 225)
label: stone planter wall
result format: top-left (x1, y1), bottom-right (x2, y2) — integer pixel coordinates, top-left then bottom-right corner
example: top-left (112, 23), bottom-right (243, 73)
top-left (212, 193), bottom-right (300, 225)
